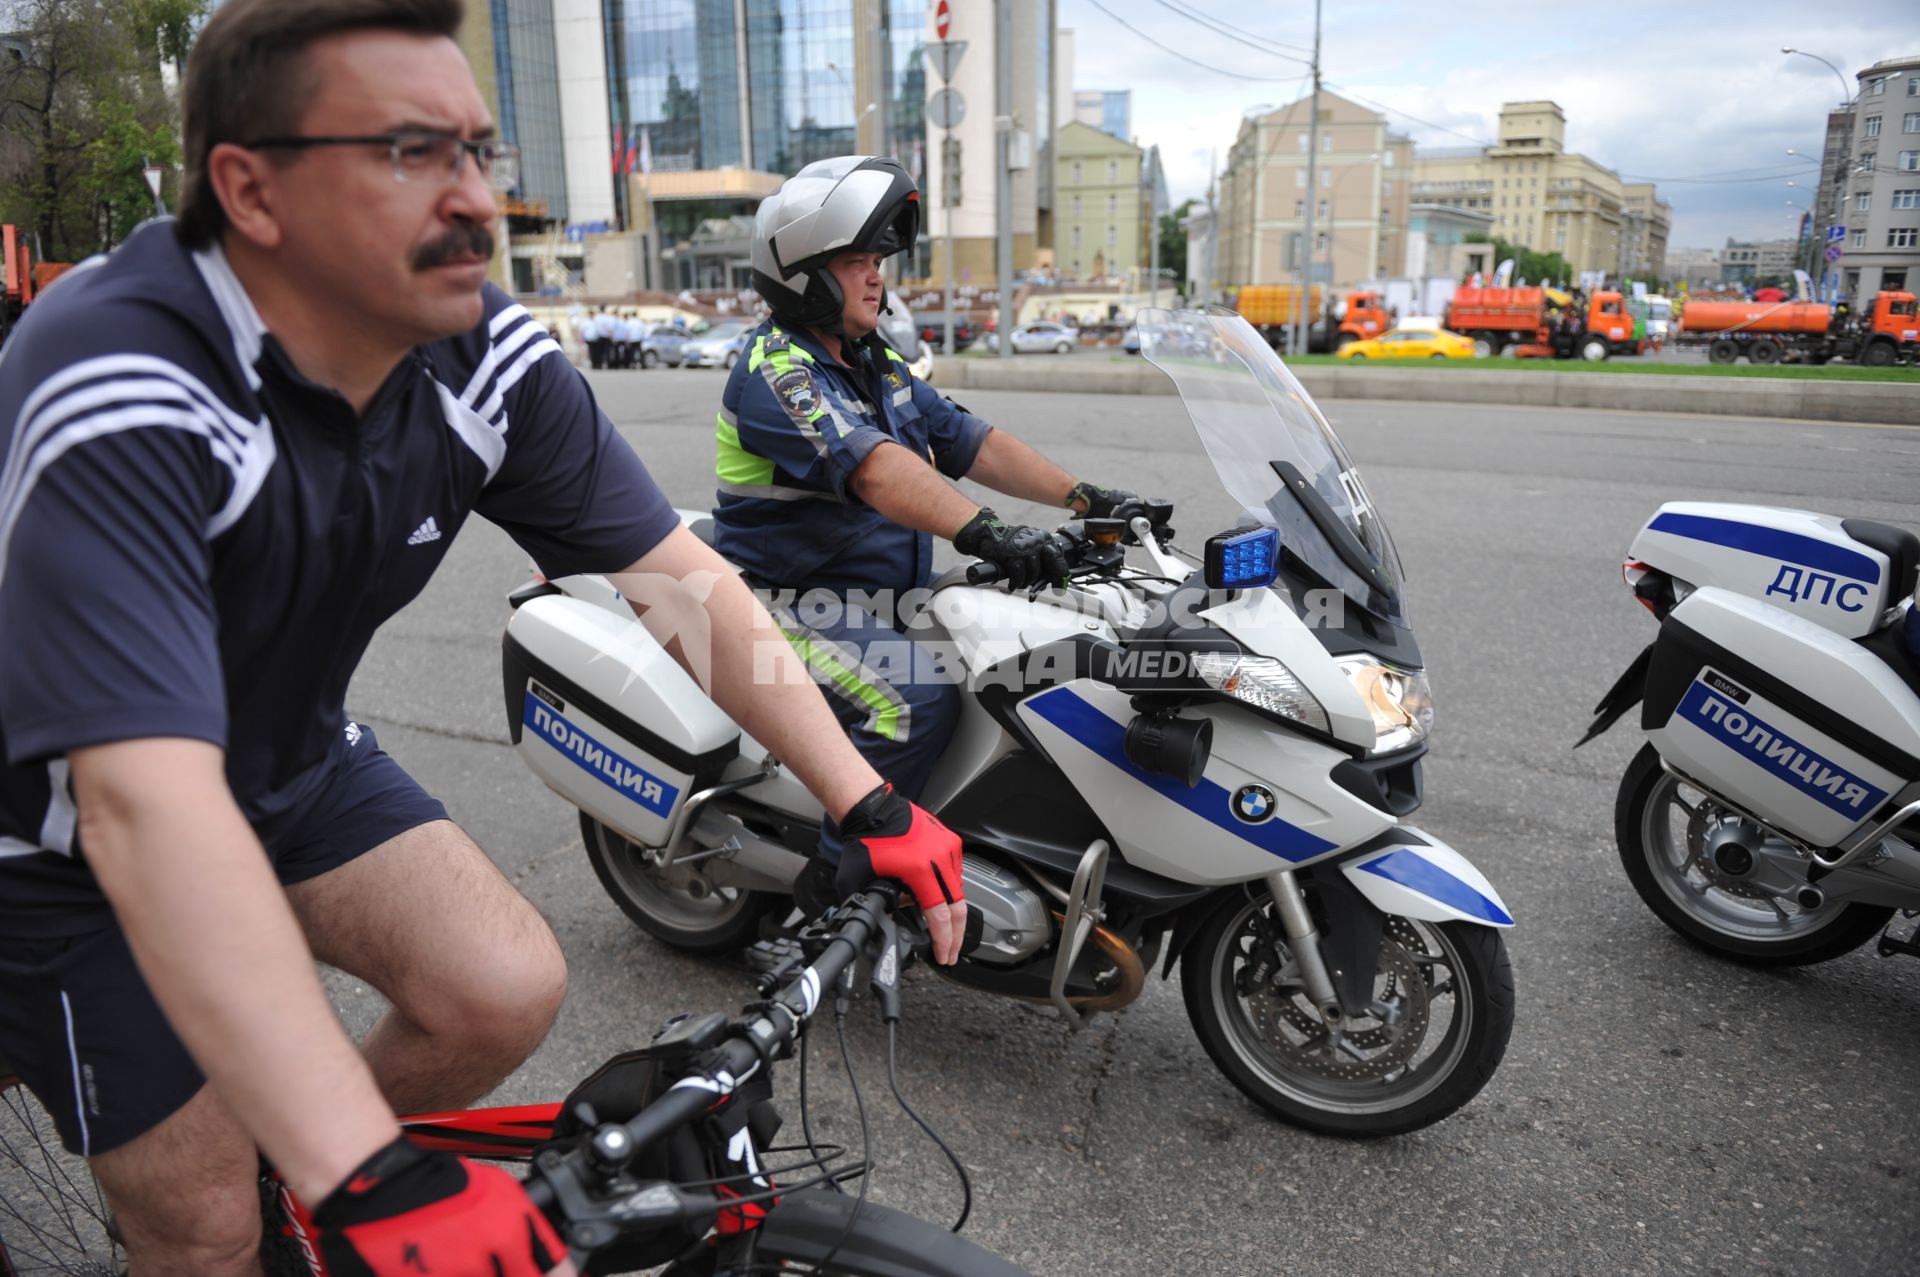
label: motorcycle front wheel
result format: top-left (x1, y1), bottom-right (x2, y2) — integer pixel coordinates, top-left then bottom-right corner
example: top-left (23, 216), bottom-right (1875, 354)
top-left (580, 813), bottom-right (784, 954)
top-left (1181, 889), bottom-right (1513, 1136)
top-left (1615, 743), bottom-right (1892, 966)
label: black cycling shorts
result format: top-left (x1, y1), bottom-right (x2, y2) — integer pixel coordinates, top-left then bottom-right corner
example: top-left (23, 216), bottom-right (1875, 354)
top-left (0, 722), bottom-right (447, 1156)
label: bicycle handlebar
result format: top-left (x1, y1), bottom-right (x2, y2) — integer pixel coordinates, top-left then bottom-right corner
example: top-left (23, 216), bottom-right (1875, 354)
top-left (523, 884), bottom-right (901, 1243)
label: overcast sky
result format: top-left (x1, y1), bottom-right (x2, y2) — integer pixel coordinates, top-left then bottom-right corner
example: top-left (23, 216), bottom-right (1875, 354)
top-left (1057, 0), bottom-right (1910, 251)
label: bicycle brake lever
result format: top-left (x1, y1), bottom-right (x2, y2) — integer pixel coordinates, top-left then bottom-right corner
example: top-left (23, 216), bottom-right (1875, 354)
top-left (869, 909), bottom-right (905, 1024)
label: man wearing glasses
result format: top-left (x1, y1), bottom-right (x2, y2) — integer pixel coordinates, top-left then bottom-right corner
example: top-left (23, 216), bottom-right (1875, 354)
top-left (0, 1), bottom-right (966, 1273)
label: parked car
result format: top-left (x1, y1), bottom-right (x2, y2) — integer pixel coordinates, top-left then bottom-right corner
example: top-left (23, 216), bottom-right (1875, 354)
top-left (917, 312), bottom-right (977, 351)
top-left (644, 327), bottom-right (691, 368)
top-left (981, 321), bottom-right (1079, 355)
top-left (1336, 326), bottom-right (1476, 361)
top-left (680, 321), bottom-right (754, 369)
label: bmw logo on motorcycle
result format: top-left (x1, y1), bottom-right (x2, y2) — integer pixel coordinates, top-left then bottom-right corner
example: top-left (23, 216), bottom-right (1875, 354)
top-left (1231, 784), bottom-right (1277, 824)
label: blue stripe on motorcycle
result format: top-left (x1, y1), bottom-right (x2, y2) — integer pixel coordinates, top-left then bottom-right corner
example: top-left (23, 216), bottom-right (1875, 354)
top-left (1355, 849), bottom-right (1513, 926)
top-left (1647, 512), bottom-right (1880, 585)
top-left (1023, 687), bottom-right (1336, 863)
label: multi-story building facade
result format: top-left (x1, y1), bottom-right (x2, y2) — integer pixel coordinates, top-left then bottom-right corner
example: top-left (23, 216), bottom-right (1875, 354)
top-left (1410, 101), bottom-right (1656, 281)
top-left (1720, 237), bottom-right (1799, 285)
top-left (1054, 120), bottom-right (1141, 282)
top-left (1619, 182), bottom-right (1671, 282)
top-left (1827, 53), bottom-right (1920, 300)
top-left (1073, 89), bottom-right (1129, 142)
top-left (1665, 246), bottom-right (1723, 290)
top-left (1214, 92), bottom-right (1411, 290)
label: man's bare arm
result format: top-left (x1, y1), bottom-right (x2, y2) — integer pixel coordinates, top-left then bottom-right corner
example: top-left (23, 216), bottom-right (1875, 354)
top-left (72, 738), bottom-right (398, 1204)
top-left (608, 525), bottom-right (965, 962)
top-left (961, 428), bottom-right (1079, 509)
top-left (844, 440), bottom-right (982, 538)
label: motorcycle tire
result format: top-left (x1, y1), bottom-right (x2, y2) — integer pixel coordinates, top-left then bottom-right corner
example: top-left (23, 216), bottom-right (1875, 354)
top-left (1181, 889), bottom-right (1513, 1137)
top-left (1614, 743), bottom-right (1892, 966)
top-left (580, 813), bottom-right (784, 954)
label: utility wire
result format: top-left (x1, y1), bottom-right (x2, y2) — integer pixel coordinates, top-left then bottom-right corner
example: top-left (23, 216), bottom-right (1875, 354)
top-left (1083, 0), bottom-right (1312, 81)
top-left (1319, 80), bottom-right (1494, 148)
top-left (1146, 0), bottom-right (1315, 58)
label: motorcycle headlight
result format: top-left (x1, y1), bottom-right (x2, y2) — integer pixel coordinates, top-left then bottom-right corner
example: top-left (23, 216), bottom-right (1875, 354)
top-left (1190, 653), bottom-right (1329, 733)
top-left (1337, 655), bottom-right (1432, 754)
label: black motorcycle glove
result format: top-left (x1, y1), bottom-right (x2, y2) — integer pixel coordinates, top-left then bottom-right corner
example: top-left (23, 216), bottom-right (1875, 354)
top-left (953, 508), bottom-right (1071, 590)
top-left (1065, 481), bottom-right (1140, 520)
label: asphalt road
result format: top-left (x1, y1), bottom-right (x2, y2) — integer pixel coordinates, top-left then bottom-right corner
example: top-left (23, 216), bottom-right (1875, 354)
top-left (336, 366), bottom-right (1920, 1276)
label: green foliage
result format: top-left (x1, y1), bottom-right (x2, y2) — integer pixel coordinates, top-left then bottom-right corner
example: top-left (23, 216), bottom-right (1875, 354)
top-left (0, 0), bottom-right (208, 261)
top-left (1461, 232), bottom-right (1573, 288)
top-left (1156, 198), bottom-right (1194, 295)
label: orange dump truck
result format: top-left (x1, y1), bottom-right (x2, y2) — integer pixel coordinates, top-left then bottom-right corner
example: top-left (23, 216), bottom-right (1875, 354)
top-left (1676, 291), bottom-right (1918, 366)
top-left (1233, 285), bottom-right (1390, 353)
top-left (1445, 287), bottom-right (1647, 359)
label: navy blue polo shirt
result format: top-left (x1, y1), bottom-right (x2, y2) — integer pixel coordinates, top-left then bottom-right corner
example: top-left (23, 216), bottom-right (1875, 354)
top-left (711, 322), bottom-right (991, 599)
top-left (0, 220), bottom-right (678, 935)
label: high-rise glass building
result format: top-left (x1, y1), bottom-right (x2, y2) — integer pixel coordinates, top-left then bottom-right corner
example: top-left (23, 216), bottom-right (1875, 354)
top-left (490, 0), bottom-right (569, 222)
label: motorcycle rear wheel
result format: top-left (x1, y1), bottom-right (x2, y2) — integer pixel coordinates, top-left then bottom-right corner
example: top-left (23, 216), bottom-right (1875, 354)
top-left (1615, 743), bottom-right (1892, 966)
top-left (1181, 890), bottom-right (1513, 1136)
top-left (581, 813), bottom-right (784, 954)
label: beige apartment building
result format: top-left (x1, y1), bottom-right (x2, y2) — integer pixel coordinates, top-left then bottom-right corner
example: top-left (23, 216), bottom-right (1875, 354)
top-left (1214, 92), bottom-right (1414, 289)
top-left (1410, 101), bottom-right (1666, 282)
top-left (1054, 120), bottom-right (1144, 282)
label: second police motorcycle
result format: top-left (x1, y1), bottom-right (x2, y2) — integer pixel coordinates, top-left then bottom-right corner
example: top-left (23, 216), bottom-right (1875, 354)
top-left (501, 308), bottom-right (1516, 1136)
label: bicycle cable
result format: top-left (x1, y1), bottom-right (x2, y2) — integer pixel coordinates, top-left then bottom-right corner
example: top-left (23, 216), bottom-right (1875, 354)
top-left (885, 1021), bottom-right (973, 1233)
top-left (810, 971), bottom-right (873, 1274)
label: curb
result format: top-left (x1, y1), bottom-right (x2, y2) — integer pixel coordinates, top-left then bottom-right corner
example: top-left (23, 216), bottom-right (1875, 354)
top-left (932, 359), bottom-right (1920, 427)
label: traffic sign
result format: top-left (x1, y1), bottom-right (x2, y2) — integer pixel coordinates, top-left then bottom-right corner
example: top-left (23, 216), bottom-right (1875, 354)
top-left (1826, 244), bottom-right (1844, 262)
top-left (929, 87), bottom-right (966, 130)
top-left (926, 39), bottom-right (967, 83)
top-left (1827, 224), bottom-right (1846, 243)
top-left (935, 0), bottom-right (950, 40)
top-left (142, 166), bottom-right (163, 200)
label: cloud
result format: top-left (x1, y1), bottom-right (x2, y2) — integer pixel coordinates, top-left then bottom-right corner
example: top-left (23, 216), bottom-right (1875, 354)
top-left (1059, 0), bottom-right (1908, 249)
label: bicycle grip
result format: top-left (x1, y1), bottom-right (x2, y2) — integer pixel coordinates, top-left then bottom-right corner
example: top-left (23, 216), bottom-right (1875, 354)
top-left (965, 561), bottom-right (1003, 585)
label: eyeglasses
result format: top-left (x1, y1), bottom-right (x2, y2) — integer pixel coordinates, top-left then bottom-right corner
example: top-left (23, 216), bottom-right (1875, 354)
top-left (243, 131), bottom-right (521, 192)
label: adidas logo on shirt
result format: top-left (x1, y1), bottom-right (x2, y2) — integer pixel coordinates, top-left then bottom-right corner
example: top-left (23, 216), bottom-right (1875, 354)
top-left (407, 516), bottom-right (442, 546)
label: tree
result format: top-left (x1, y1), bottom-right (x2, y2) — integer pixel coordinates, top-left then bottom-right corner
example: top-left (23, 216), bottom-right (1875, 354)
top-left (1157, 197), bottom-right (1194, 296)
top-left (1463, 232), bottom-right (1573, 288)
top-left (0, 0), bottom-right (207, 261)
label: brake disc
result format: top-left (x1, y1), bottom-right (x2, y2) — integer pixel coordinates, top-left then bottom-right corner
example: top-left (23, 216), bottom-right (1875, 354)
top-left (1244, 929), bottom-right (1432, 1081)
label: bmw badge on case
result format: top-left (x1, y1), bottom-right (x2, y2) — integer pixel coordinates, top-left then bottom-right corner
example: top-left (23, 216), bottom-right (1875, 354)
top-left (1231, 784), bottom-right (1276, 824)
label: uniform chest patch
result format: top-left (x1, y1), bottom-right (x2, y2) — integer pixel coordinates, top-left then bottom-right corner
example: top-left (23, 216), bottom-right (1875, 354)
top-left (774, 368), bottom-right (820, 420)
top-left (885, 371), bottom-right (904, 392)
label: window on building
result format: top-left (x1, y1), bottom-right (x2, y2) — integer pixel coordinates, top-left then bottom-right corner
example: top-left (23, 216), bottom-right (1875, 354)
top-left (1891, 227), bottom-right (1919, 249)
top-left (1107, 159), bottom-right (1118, 182)
top-left (1893, 189), bottom-right (1920, 209)
top-left (1383, 150), bottom-right (1394, 167)
top-left (1906, 114), bottom-right (1920, 134)
top-left (1910, 76), bottom-right (1920, 96)
top-left (1850, 228), bottom-right (1866, 248)
top-left (1315, 232), bottom-right (1326, 253)
top-left (1071, 225), bottom-right (1081, 248)
top-left (1294, 199), bottom-right (1303, 216)
top-left (1320, 170), bottom-right (1329, 188)
top-left (1887, 269), bottom-right (1909, 290)
top-left (1869, 77), bottom-right (1887, 96)
top-left (1071, 161), bottom-right (1082, 182)
top-left (1295, 168), bottom-right (1306, 188)
top-left (1106, 223), bottom-right (1117, 247)
top-left (1857, 190), bottom-right (1871, 212)
top-left (1383, 180), bottom-right (1393, 198)
top-left (1860, 151), bottom-right (1877, 172)
top-left (1322, 133), bottom-right (1332, 152)
top-left (1071, 195), bottom-right (1081, 216)
top-left (1106, 193), bottom-right (1116, 216)
top-left (1867, 117), bottom-right (1883, 137)
top-left (1904, 151), bottom-right (1920, 171)
top-left (1297, 133), bottom-right (1308, 152)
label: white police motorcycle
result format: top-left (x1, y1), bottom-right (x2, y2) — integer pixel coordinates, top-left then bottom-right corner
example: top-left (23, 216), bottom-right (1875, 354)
top-left (1581, 503), bottom-right (1920, 965)
top-left (501, 308), bottom-right (1515, 1136)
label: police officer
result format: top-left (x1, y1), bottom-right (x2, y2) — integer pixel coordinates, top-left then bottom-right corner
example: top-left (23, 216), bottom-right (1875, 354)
top-left (712, 156), bottom-right (1137, 905)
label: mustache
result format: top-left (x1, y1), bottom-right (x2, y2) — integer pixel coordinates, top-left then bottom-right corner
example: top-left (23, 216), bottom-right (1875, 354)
top-left (413, 220), bottom-right (495, 270)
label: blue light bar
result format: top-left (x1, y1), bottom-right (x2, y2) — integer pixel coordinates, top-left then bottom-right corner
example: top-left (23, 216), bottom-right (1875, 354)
top-left (1204, 527), bottom-right (1281, 591)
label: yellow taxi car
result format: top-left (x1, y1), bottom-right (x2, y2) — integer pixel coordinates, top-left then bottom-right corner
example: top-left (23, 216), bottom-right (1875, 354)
top-left (1336, 326), bottom-right (1477, 360)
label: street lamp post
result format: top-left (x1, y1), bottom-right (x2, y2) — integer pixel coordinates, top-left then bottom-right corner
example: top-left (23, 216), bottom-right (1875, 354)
top-left (1782, 50), bottom-right (1857, 299)
top-left (1781, 48), bottom-right (1855, 108)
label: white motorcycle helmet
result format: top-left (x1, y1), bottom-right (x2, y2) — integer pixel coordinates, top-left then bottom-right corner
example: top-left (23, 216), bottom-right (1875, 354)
top-left (751, 155), bottom-right (920, 335)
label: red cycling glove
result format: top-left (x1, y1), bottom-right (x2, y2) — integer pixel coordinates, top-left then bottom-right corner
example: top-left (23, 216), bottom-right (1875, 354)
top-left (314, 1136), bottom-right (573, 1277)
top-left (835, 783), bottom-right (965, 916)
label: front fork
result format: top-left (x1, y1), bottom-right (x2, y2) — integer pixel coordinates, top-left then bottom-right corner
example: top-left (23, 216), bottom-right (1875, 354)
top-left (1265, 869), bottom-right (1345, 1024)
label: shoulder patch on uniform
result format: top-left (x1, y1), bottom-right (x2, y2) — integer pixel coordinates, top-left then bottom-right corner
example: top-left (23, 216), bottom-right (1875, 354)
top-left (773, 366), bottom-right (821, 421)
top-left (884, 370), bottom-right (905, 392)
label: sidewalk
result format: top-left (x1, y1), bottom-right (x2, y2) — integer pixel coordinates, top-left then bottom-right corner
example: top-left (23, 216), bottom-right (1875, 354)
top-left (933, 359), bottom-right (1920, 427)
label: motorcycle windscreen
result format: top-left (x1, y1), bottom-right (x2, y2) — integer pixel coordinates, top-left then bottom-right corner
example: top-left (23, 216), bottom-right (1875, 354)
top-left (1137, 306), bottom-right (1408, 625)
